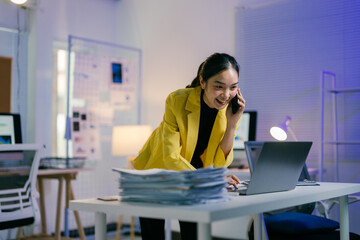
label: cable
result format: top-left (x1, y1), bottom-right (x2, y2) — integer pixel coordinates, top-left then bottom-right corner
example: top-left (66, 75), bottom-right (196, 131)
top-left (16, 6), bottom-right (21, 113)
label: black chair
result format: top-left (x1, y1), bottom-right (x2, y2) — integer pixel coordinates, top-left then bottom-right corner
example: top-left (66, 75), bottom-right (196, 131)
top-left (0, 144), bottom-right (42, 239)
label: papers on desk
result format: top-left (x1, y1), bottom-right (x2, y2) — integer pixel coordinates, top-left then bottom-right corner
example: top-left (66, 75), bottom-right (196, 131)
top-left (112, 167), bottom-right (229, 205)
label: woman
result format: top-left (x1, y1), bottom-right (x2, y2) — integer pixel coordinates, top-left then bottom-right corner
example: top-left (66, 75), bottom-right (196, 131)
top-left (134, 52), bottom-right (245, 240)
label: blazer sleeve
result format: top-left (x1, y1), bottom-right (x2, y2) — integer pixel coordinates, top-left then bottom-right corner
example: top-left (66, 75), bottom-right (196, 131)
top-left (162, 93), bottom-right (196, 171)
top-left (213, 145), bottom-right (234, 168)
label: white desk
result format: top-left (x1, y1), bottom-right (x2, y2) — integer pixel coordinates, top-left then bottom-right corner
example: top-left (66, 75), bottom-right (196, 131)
top-left (70, 182), bottom-right (360, 240)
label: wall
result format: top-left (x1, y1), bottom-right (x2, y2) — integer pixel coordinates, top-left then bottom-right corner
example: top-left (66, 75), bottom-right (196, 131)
top-left (236, 0), bottom-right (360, 234)
top-left (0, 0), bottom-right (243, 235)
top-left (5, 0), bottom-right (357, 237)
top-left (116, 0), bottom-right (241, 128)
top-left (1, 0), bottom-right (241, 157)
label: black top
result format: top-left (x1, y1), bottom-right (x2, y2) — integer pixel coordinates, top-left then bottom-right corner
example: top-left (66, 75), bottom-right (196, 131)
top-left (190, 91), bottom-right (218, 169)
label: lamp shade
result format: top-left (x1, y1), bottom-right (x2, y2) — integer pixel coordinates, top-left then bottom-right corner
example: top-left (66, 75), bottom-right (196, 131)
top-left (11, 0), bottom-right (28, 4)
top-left (270, 116), bottom-right (291, 141)
top-left (112, 125), bottom-right (152, 156)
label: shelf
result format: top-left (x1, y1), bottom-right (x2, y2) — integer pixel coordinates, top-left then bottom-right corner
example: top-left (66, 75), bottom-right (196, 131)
top-left (323, 141), bottom-right (360, 145)
top-left (326, 88), bottom-right (360, 94)
top-left (0, 144), bottom-right (42, 151)
top-left (320, 71), bottom-right (360, 182)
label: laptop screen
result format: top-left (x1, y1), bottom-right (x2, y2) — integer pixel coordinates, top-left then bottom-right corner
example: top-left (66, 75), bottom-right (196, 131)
top-left (245, 141), bottom-right (311, 180)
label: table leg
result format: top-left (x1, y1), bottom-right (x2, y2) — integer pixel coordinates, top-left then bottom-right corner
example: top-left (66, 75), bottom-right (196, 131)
top-left (38, 177), bottom-right (47, 235)
top-left (55, 177), bottom-right (63, 240)
top-left (130, 216), bottom-right (135, 240)
top-left (165, 219), bottom-right (172, 240)
top-left (253, 214), bottom-right (262, 240)
top-left (69, 183), bottom-right (86, 240)
top-left (339, 195), bottom-right (349, 240)
top-left (197, 222), bottom-right (211, 240)
top-left (115, 216), bottom-right (123, 240)
top-left (95, 212), bottom-right (107, 240)
top-left (16, 226), bottom-right (23, 238)
top-left (64, 177), bottom-right (71, 237)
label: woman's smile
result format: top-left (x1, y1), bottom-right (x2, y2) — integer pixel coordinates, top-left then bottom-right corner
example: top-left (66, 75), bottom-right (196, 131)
top-left (215, 98), bottom-right (228, 106)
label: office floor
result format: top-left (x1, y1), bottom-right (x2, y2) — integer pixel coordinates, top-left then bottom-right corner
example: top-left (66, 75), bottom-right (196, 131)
top-left (105, 233), bottom-right (237, 240)
top-left (107, 235), bottom-right (141, 240)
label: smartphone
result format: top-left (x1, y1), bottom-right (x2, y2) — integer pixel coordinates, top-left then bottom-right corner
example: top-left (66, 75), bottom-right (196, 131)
top-left (231, 96), bottom-right (240, 114)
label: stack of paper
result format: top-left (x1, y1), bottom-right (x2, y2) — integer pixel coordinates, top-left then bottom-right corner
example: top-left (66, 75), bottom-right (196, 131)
top-left (112, 167), bottom-right (229, 205)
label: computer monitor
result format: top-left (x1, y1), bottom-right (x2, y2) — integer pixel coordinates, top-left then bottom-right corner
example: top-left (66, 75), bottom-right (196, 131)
top-left (0, 113), bottom-right (22, 144)
top-left (233, 111), bottom-right (257, 150)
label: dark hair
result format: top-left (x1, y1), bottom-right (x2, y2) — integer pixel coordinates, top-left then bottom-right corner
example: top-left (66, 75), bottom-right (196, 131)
top-left (186, 53), bottom-right (239, 88)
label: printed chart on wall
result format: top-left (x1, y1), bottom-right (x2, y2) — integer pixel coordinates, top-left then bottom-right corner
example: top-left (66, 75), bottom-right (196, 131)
top-left (68, 36), bottom-right (141, 161)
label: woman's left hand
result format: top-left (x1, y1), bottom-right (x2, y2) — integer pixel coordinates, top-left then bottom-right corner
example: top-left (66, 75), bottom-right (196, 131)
top-left (226, 89), bottom-right (245, 126)
top-left (219, 89), bottom-right (246, 158)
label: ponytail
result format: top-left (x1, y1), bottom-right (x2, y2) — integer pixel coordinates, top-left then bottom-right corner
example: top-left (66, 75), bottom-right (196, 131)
top-left (186, 61), bottom-right (205, 88)
top-left (186, 77), bottom-right (200, 88)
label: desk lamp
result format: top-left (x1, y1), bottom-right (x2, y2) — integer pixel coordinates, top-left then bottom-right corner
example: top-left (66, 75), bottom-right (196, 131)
top-left (10, 0), bottom-right (28, 4)
top-left (112, 125), bottom-right (152, 168)
top-left (270, 116), bottom-right (298, 141)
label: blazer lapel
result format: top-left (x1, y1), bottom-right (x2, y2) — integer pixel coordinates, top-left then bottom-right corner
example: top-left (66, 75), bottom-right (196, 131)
top-left (204, 108), bottom-right (227, 167)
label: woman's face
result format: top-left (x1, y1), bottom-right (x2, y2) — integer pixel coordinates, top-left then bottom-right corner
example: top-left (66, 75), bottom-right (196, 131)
top-left (200, 68), bottom-right (239, 110)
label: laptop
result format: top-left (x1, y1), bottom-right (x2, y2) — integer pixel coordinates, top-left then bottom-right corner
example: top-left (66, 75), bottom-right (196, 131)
top-left (237, 141), bottom-right (313, 195)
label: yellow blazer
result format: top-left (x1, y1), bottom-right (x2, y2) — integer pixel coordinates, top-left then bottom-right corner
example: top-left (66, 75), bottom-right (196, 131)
top-left (133, 86), bottom-right (235, 171)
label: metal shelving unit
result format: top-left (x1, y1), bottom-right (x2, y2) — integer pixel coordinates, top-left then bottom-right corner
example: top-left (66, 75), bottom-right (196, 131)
top-left (320, 71), bottom-right (360, 181)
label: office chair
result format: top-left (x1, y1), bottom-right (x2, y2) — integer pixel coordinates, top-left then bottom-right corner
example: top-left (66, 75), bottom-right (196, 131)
top-left (247, 175), bottom-right (360, 239)
top-left (244, 141), bottom-right (360, 240)
top-left (316, 195), bottom-right (360, 219)
top-left (0, 144), bottom-right (43, 239)
top-left (248, 212), bottom-right (360, 240)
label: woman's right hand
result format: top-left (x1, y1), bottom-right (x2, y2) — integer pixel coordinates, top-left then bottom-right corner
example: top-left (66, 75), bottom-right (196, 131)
top-left (226, 174), bottom-right (241, 188)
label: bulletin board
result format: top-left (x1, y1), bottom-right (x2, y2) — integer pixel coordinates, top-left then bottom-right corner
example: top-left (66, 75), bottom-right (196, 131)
top-left (0, 56), bottom-right (12, 113)
top-left (65, 35), bottom-right (142, 160)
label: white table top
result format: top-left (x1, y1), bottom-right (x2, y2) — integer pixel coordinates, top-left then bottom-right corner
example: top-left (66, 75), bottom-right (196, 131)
top-left (70, 182), bottom-right (360, 223)
top-left (37, 168), bottom-right (90, 176)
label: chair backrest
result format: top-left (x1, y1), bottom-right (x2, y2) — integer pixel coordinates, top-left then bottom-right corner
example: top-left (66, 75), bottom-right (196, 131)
top-left (0, 144), bottom-right (42, 230)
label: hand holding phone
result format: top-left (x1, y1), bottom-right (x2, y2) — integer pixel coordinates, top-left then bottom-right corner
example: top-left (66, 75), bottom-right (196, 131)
top-left (231, 95), bottom-right (240, 114)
